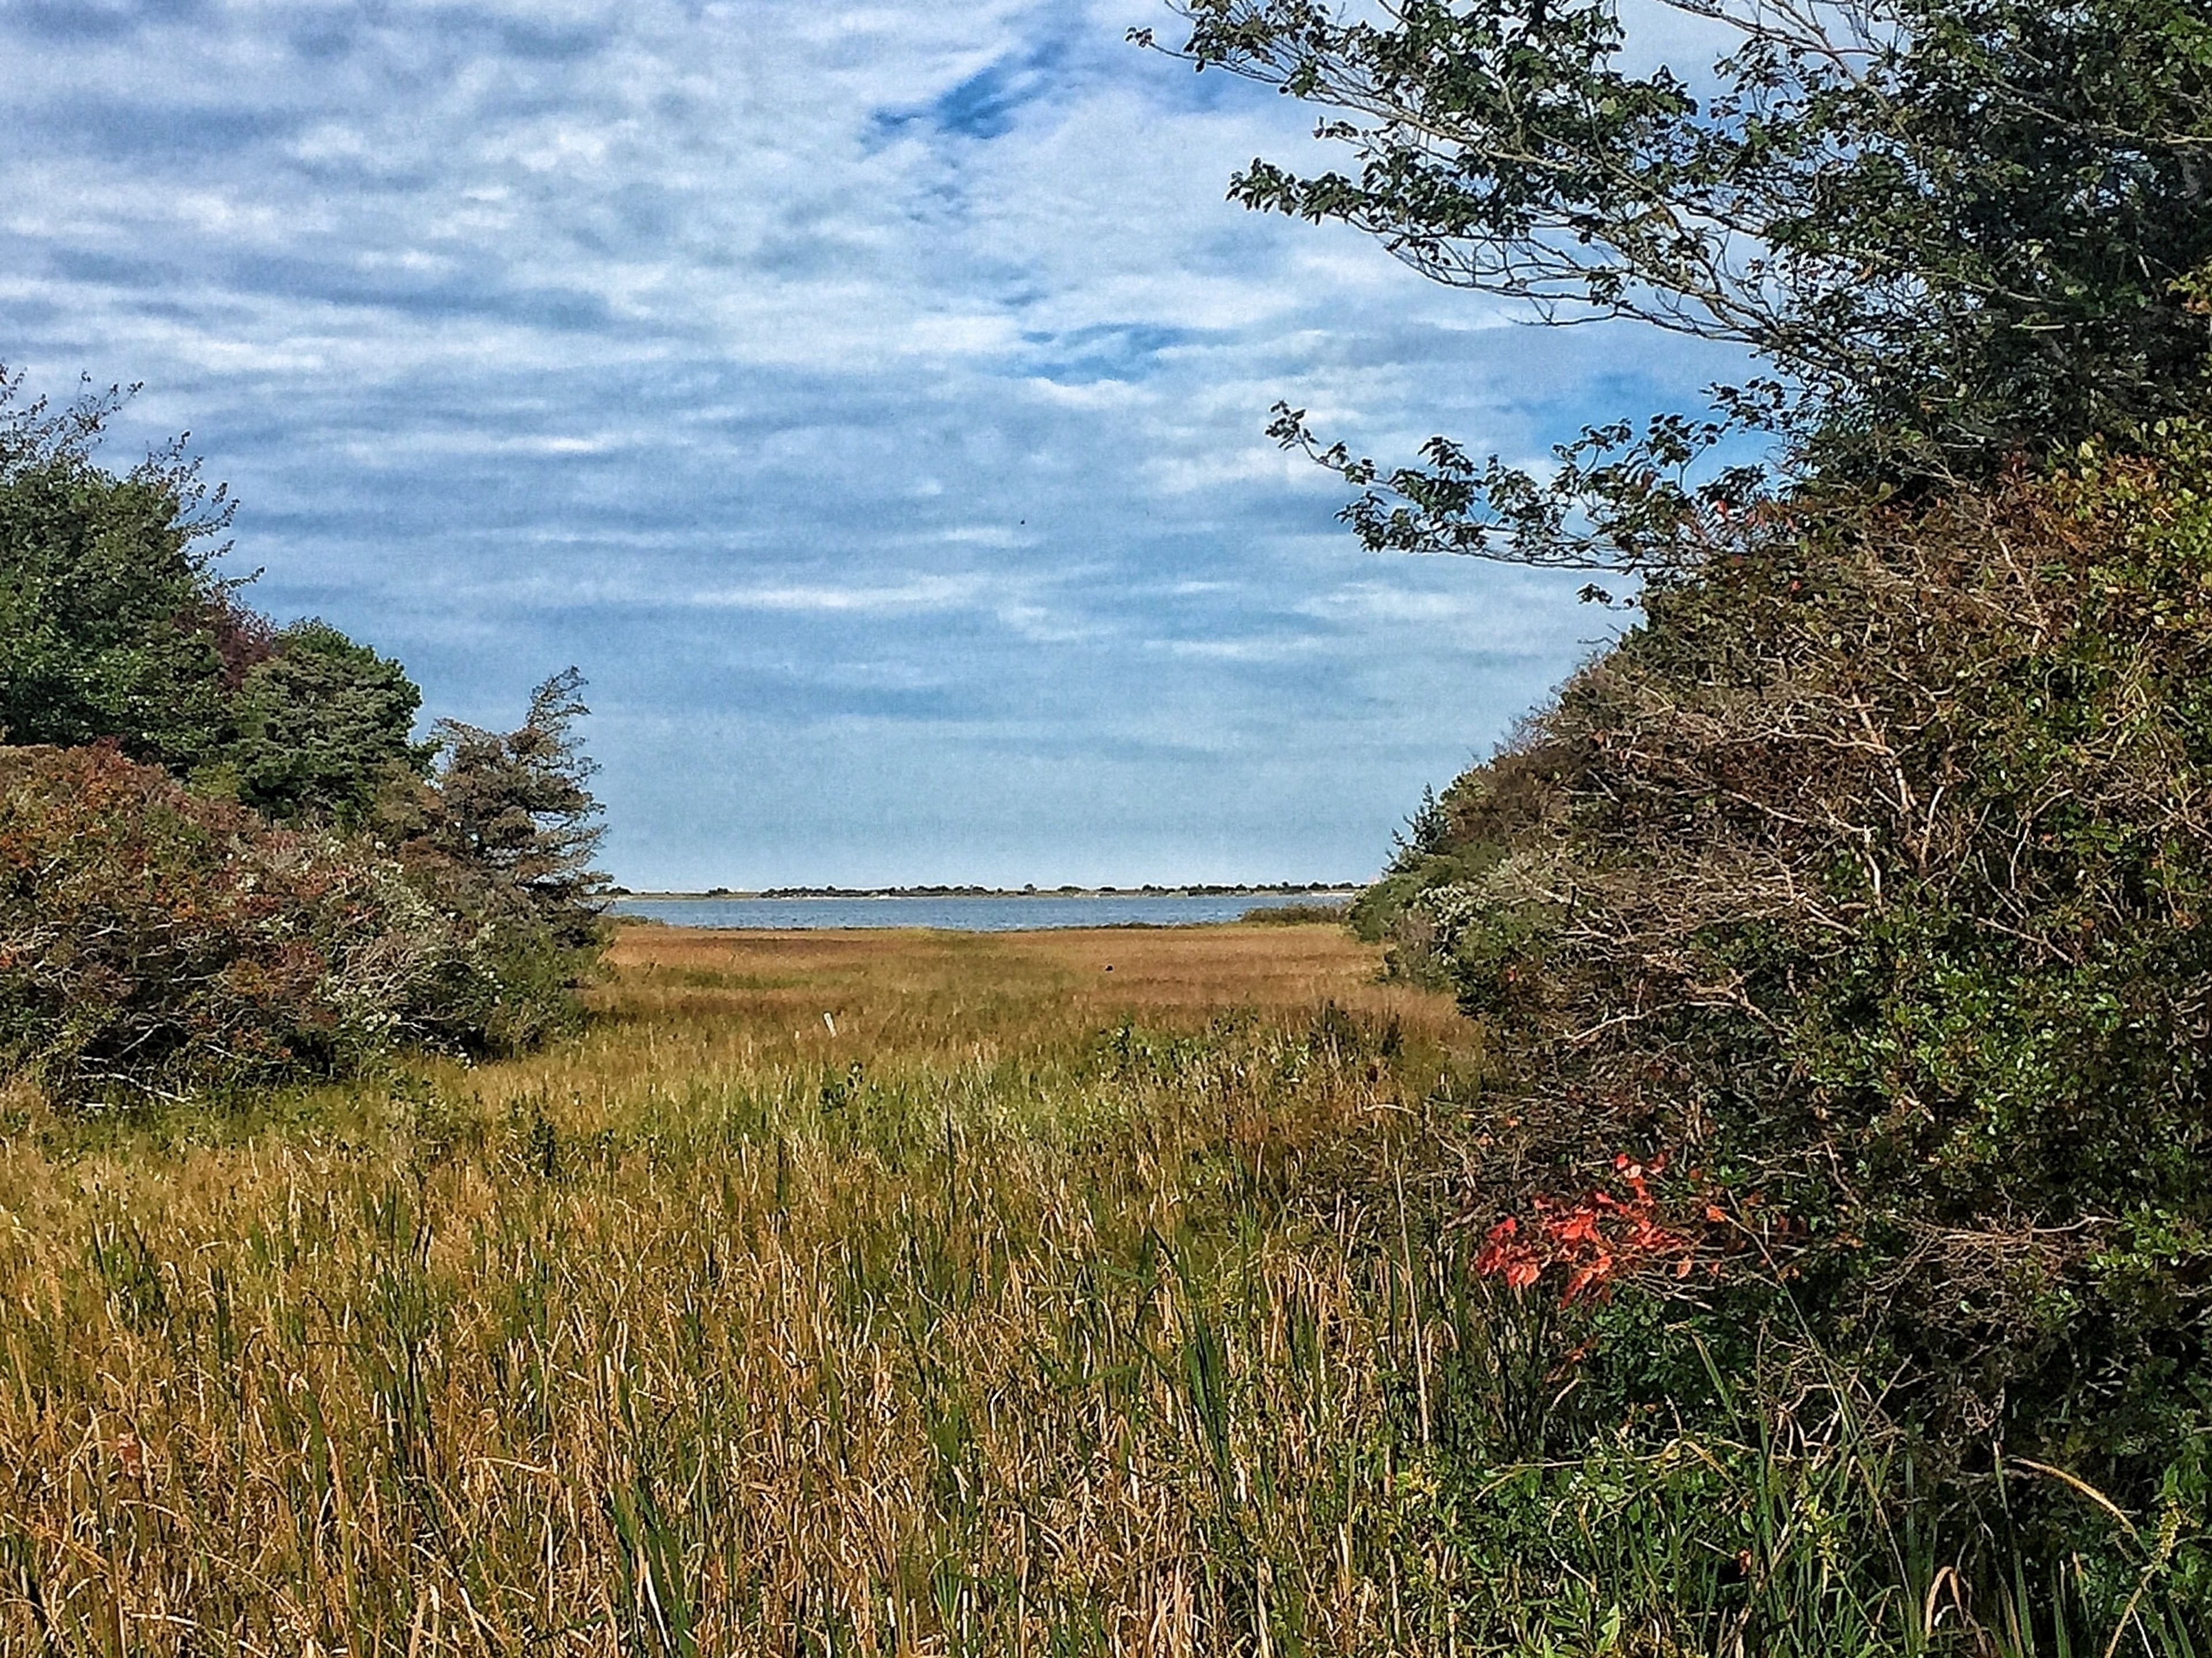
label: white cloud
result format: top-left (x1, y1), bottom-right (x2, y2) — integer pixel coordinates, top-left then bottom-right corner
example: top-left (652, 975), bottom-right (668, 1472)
top-left (686, 576), bottom-right (991, 614)
top-left (0, 0), bottom-right (1733, 885)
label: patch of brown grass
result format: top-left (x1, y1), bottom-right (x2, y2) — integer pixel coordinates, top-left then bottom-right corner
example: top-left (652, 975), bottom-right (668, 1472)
top-left (0, 924), bottom-right (1487, 1655)
top-left (605, 920), bottom-right (1460, 1044)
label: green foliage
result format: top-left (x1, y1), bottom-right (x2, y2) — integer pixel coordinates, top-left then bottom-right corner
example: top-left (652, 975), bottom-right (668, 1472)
top-left (1160, 0), bottom-right (2212, 492)
top-left (0, 373), bottom-right (236, 771)
top-left (336, 667), bottom-right (613, 1058)
top-left (1153, 0), bottom-right (2212, 581)
top-left (1237, 900), bottom-right (1349, 924)
top-left (421, 666), bottom-right (608, 952)
top-left (0, 369), bottom-right (433, 829)
top-left (0, 370), bottom-right (610, 1099)
top-left (1383, 434), bottom-right (2212, 1576)
top-left (1194, 0), bottom-right (2212, 1621)
top-left (1347, 750), bottom-right (1564, 983)
top-left (218, 619), bottom-right (429, 825)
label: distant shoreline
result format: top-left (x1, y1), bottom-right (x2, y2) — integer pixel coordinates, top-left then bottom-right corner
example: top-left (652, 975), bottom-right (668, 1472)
top-left (609, 882), bottom-right (1360, 901)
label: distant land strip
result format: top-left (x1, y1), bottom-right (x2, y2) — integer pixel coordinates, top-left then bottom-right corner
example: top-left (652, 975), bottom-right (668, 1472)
top-left (610, 882), bottom-right (1361, 900)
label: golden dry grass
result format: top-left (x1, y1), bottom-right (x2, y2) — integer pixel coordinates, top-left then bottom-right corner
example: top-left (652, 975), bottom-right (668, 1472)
top-left (602, 923), bottom-right (1464, 1063)
top-left (0, 923), bottom-right (1493, 1656)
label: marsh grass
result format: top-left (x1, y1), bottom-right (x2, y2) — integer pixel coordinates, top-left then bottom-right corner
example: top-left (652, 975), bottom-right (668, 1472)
top-left (1234, 906), bottom-right (1348, 927)
top-left (0, 927), bottom-right (2176, 1653)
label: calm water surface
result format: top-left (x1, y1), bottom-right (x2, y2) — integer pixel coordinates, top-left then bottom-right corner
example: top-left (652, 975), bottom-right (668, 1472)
top-left (610, 893), bottom-right (1348, 932)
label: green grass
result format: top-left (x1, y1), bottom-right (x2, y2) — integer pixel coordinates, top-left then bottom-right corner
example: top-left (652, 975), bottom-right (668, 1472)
top-left (1235, 904), bottom-right (1349, 926)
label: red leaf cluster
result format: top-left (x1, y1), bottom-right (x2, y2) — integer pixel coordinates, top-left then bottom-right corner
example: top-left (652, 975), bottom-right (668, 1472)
top-left (1472, 1151), bottom-right (1726, 1303)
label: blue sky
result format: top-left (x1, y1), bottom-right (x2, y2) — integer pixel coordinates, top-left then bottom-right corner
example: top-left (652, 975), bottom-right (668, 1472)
top-left (2, 0), bottom-right (1739, 888)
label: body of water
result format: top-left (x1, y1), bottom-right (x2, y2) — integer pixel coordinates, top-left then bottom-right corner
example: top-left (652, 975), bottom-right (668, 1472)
top-left (609, 892), bottom-right (1349, 932)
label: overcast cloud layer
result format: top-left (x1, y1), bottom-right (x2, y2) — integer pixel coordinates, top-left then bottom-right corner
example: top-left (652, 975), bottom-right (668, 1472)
top-left (1, 0), bottom-right (1736, 887)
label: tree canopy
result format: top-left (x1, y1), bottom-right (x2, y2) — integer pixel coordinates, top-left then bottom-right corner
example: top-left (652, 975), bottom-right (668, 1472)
top-left (0, 371), bottom-right (430, 824)
top-left (0, 374), bottom-right (236, 769)
top-left (223, 620), bottom-right (429, 825)
top-left (1147, 0), bottom-right (2212, 552)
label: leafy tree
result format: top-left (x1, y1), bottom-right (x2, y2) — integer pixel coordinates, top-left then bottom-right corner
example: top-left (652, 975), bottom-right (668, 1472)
top-left (425, 667), bottom-right (608, 950)
top-left (0, 368), bottom-right (437, 826)
top-left (221, 620), bottom-right (430, 825)
top-left (1146, 0), bottom-right (2212, 548)
top-left (0, 370), bottom-right (236, 768)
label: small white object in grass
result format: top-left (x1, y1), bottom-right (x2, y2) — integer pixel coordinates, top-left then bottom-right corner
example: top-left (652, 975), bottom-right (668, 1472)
top-left (822, 1012), bottom-right (837, 1036)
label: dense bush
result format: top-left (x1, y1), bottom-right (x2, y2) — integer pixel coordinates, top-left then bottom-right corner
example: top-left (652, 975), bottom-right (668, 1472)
top-left (1392, 433), bottom-right (2212, 1538)
top-left (1177, 0), bottom-right (2212, 1633)
top-left (0, 746), bottom-right (453, 1099)
top-left (0, 371), bottom-right (609, 1102)
top-left (0, 743), bottom-right (602, 1104)
top-left (1349, 755), bottom-right (1571, 980)
top-left (365, 669), bottom-right (613, 1056)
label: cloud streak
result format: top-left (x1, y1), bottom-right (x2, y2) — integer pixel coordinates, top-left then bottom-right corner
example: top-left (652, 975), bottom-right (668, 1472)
top-left (0, 0), bottom-right (1741, 886)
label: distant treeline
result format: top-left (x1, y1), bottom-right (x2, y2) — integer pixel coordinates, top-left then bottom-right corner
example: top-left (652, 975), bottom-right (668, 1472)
top-left (0, 371), bottom-right (608, 1104)
top-left (624, 881), bottom-right (1353, 898)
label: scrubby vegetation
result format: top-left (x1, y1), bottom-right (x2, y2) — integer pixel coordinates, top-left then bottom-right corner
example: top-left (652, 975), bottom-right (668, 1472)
top-left (1237, 900), bottom-right (1349, 925)
top-left (8, 0), bottom-right (2211, 1641)
top-left (1165, 0), bottom-right (2212, 1641)
top-left (1348, 436), bottom-right (2212, 1636)
top-left (2, 745), bottom-right (465, 1099)
top-left (0, 371), bottom-right (607, 1102)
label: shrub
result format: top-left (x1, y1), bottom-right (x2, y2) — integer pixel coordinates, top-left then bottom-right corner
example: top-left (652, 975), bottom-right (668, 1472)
top-left (1348, 747), bottom-right (1570, 984)
top-left (1238, 901), bottom-right (1348, 925)
top-left (1417, 431), bottom-right (2212, 1517)
top-left (0, 745), bottom-right (504, 1102)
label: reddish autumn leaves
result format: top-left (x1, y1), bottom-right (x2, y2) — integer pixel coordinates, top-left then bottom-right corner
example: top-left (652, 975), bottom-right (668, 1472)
top-left (1473, 1152), bottom-right (1733, 1303)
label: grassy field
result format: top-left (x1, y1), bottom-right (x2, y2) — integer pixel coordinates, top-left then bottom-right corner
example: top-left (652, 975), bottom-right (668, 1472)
top-left (3, 922), bottom-right (2154, 1656)
top-left (0, 923), bottom-right (1505, 1656)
